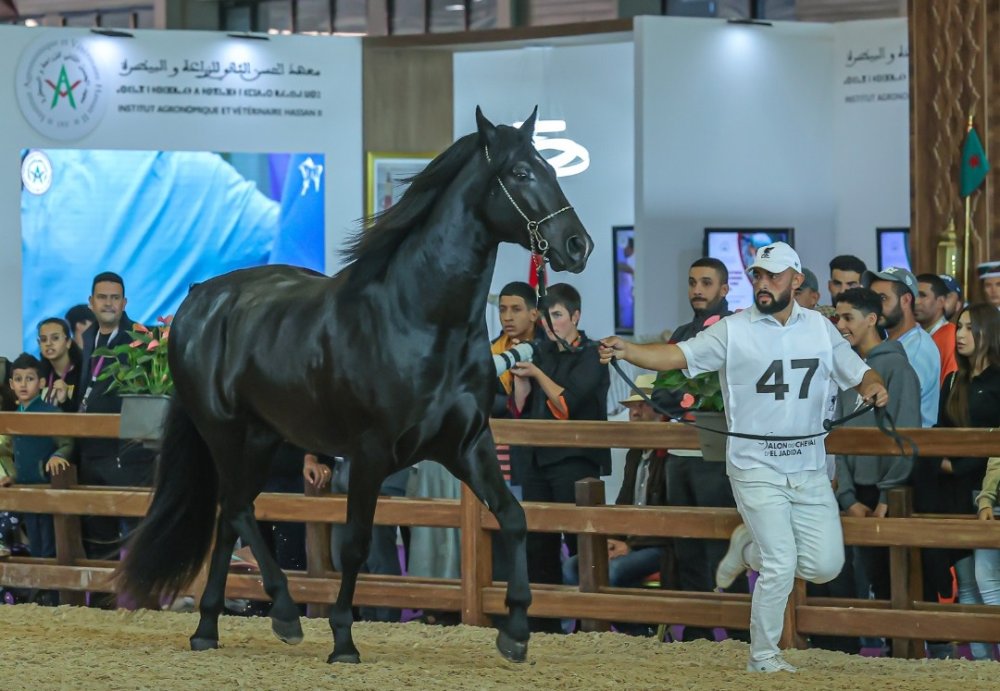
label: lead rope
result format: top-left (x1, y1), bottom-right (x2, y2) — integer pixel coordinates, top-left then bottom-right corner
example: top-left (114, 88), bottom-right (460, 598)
top-left (608, 357), bottom-right (918, 464)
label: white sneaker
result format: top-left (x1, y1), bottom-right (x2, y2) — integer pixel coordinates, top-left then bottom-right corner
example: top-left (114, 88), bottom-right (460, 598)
top-left (716, 524), bottom-right (752, 589)
top-left (747, 656), bottom-right (797, 673)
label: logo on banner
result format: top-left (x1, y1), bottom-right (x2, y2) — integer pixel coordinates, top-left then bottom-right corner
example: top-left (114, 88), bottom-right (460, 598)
top-left (16, 33), bottom-right (108, 141)
top-left (21, 150), bottom-right (53, 195)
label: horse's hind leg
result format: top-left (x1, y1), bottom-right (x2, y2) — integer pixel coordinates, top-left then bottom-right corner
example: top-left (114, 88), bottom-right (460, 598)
top-left (327, 457), bottom-right (382, 664)
top-left (446, 431), bottom-right (530, 662)
top-left (229, 505), bottom-right (303, 644)
top-left (190, 513), bottom-right (237, 651)
top-left (200, 421), bottom-right (303, 646)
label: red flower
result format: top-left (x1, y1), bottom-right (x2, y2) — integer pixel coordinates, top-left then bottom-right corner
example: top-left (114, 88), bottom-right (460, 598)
top-left (133, 323), bottom-right (150, 334)
top-left (680, 393), bottom-right (696, 409)
top-left (146, 339), bottom-right (160, 351)
top-left (129, 340), bottom-right (143, 348)
top-left (157, 315), bottom-right (174, 325)
top-left (161, 327), bottom-right (170, 341)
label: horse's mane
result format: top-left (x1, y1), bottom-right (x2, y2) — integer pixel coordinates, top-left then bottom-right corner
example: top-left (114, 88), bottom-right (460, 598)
top-left (343, 126), bottom-right (528, 286)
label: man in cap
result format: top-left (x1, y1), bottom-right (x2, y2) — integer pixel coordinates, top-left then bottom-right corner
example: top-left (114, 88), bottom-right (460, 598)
top-left (978, 261), bottom-right (1000, 308)
top-left (863, 267), bottom-right (941, 426)
top-left (599, 242), bottom-right (888, 673)
top-left (794, 268), bottom-right (822, 310)
top-left (938, 274), bottom-right (963, 321)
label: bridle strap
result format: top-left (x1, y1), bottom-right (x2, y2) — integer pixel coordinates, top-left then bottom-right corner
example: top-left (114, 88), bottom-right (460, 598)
top-left (484, 143), bottom-right (573, 256)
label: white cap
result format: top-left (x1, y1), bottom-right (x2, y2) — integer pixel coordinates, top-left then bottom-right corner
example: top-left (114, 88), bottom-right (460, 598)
top-left (746, 241), bottom-right (802, 274)
top-left (979, 261), bottom-right (1000, 280)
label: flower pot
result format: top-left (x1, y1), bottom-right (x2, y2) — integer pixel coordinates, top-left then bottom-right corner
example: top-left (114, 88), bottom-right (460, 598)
top-left (692, 410), bottom-right (728, 462)
top-left (119, 394), bottom-right (170, 449)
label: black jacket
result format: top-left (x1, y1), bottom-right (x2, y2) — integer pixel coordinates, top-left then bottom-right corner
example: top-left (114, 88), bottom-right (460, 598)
top-left (616, 448), bottom-right (669, 549)
top-left (913, 365), bottom-right (1000, 515)
top-left (73, 313), bottom-right (139, 459)
top-left (510, 332), bottom-right (611, 479)
top-left (653, 298), bottom-right (732, 415)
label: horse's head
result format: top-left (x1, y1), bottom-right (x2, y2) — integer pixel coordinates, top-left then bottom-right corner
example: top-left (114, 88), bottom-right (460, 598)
top-left (476, 107), bottom-right (592, 273)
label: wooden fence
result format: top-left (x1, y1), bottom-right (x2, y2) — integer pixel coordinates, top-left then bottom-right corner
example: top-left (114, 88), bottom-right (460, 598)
top-left (1, 412), bottom-right (999, 658)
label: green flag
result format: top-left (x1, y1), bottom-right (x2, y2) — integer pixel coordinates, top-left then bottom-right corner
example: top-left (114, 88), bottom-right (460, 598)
top-left (960, 126), bottom-right (989, 197)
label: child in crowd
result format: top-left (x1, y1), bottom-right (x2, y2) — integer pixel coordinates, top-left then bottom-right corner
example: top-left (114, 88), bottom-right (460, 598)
top-left (37, 317), bottom-right (82, 412)
top-left (0, 356), bottom-right (16, 558)
top-left (7, 353), bottom-right (73, 566)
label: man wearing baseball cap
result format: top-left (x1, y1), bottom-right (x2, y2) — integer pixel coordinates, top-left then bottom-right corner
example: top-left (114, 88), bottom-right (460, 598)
top-left (978, 261), bottom-right (1000, 308)
top-left (938, 274), bottom-right (963, 321)
top-left (863, 267), bottom-right (940, 427)
top-left (599, 242), bottom-right (888, 673)
top-left (794, 268), bottom-right (822, 310)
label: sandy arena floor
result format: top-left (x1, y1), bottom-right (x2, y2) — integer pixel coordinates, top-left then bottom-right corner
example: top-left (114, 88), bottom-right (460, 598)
top-left (0, 605), bottom-right (994, 690)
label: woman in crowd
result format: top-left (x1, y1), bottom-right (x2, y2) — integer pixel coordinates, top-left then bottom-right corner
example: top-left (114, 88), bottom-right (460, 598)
top-left (914, 303), bottom-right (1000, 660)
top-left (36, 318), bottom-right (82, 412)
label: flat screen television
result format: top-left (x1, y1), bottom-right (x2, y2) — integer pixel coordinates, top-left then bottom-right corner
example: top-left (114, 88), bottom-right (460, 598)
top-left (703, 228), bottom-right (795, 310)
top-left (612, 225), bottom-right (635, 334)
top-left (876, 227), bottom-right (911, 272)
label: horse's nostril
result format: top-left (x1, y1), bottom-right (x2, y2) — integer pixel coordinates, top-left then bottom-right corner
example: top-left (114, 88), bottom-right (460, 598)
top-left (566, 235), bottom-right (587, 258)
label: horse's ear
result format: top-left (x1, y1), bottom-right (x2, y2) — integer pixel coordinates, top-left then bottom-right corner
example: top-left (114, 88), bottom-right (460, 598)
top-left (476, 106), bottom-right (496, 139)
top-left (518, 106), bottom-right (538, 141)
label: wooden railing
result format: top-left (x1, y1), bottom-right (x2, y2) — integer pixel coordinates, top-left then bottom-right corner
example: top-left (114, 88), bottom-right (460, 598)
top-left (1, 412), bottom-right (999, 658)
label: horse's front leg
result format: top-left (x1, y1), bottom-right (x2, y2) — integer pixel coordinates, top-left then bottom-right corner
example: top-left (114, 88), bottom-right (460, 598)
top-left (447, 431), bottom-right (531, 662)
top-left (327, 462), bottom-right (381, 664)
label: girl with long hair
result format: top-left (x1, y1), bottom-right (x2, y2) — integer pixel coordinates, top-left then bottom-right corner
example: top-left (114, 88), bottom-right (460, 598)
top-left (36, 318), bottom-right (82, 412)
top-left (922, 304), bottom-right (1000, 659)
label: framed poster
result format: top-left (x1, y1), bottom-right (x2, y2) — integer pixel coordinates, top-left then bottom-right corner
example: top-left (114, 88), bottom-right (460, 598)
top-left (366, 152), bottom-right (436, 216)
top-left (613, 225), bottom-right (635, 334)
top-left (703, 228), bottom-right (795, 310)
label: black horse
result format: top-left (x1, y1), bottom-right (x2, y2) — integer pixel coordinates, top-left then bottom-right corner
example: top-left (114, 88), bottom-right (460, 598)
top-left (116, 107), bottom-right (593, 664)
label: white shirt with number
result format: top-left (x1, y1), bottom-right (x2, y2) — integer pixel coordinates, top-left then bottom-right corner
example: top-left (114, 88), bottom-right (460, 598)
top-left (677, 302), bottom-right (869, 478)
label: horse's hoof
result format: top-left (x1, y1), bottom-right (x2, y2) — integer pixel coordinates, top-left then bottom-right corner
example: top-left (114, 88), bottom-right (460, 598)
top-left (190, 637), bottom-right (219, 651)
top-left (496, 630), bottom-right (528, 663)
top-left (327, 651), bottom-right (362, 664)
top-left (271, 617), bottom-right (304, 645)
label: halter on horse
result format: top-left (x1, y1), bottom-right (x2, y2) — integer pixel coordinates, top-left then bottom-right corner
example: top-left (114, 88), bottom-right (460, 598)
top-left (115, 107), bottom-right (593, 665)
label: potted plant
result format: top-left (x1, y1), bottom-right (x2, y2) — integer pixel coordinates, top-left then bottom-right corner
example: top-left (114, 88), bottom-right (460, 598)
top-left (652, 369), bottom-right (728, 462)
top-left (93, 315), bottom-right (173, 445)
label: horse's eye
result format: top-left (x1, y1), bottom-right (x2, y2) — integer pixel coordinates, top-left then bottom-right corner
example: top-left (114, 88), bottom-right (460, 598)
top-left (512, 165), bottom-right (530, 179)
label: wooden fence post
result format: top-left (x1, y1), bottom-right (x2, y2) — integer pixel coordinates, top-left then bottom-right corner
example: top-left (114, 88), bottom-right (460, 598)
top-left (575, 477), bottom-right (611, 633)
top-left (780, 579), bottom-right (807, 649)
top-left (304, 479), bottom-right (332, 618)
top-left (51, 465), bottom-right (87, 606)
top-left (887, 487), bottom-right (917, 658)
top-left (460, 483), bottom-right (490, 626)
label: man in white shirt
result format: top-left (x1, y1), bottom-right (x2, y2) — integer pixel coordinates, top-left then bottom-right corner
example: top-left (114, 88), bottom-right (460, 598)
top-left (599, 242), bottom-right (888, 673)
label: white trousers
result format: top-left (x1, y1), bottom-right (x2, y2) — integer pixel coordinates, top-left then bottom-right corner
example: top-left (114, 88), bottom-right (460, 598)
top-left (731, 471), bottom-right (844, 661)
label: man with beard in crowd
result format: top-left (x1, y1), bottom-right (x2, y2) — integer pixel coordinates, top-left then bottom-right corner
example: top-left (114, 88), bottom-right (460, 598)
top-left (864, 267), bottom-right (940, 427)
top-left (657, 258), bottom-right (747, 642)
top-left (600, 243), bottom-right (887, 673)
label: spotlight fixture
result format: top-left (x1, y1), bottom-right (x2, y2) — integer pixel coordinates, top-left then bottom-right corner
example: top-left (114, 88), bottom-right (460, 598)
top-left (90, 28), bottom-right (135, 38)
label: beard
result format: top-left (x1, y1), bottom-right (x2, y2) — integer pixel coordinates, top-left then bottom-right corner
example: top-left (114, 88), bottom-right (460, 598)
top-left (690, 295), bottom-right (720, 318)
top-left (881, 302), bottom-right (904, 331)
top-left (754, 286), bottom-right (792, 314)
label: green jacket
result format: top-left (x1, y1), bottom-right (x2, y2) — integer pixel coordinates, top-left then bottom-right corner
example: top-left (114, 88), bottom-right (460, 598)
top-left (977, 456), bottom-right (1000, 512)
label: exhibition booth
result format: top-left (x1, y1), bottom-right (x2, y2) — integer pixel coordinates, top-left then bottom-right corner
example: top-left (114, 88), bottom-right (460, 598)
top-left (1, 15), bottom-right (908, 355)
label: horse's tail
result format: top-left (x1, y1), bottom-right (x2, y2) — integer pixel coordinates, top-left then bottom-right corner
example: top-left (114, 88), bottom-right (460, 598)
top-left (115, 397), bottom-right (218, 605)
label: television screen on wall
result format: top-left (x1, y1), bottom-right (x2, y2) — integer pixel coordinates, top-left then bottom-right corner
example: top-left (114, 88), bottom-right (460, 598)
top-left (613, 225), bottom-right (635, 334)
top-left (876, 227), bottom-right (911, 272)
top-left (703, 228), bottom-right (795, 310)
